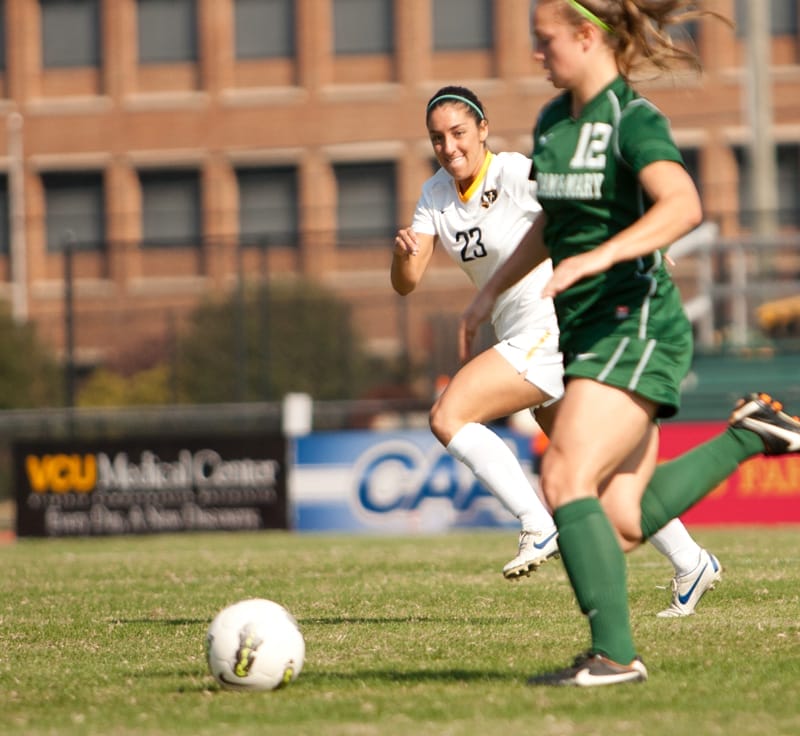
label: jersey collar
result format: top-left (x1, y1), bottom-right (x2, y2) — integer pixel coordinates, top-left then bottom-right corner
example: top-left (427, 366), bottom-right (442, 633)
top-left (572, 75), bottom-right (626, 120)
top-left (457, 151), bottom-right (494, 203)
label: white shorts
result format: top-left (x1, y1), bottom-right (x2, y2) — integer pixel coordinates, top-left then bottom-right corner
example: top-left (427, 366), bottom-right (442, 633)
top-left (493, 328), bottom-right (565, 406)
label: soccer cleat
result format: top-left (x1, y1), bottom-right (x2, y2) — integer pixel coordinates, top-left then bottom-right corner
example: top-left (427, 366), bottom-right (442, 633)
top-left (729, 392), bottom-right (800, 455)
top-left (502, 528), bottom-right (560, 579)
top-left (527, 651), bottom-right (648, 687)
top-left (657, 549), bottom-right (722, 618)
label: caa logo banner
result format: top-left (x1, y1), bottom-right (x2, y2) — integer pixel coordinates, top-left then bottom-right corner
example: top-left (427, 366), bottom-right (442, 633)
top-left (292, 429), bottom-right (534, 532)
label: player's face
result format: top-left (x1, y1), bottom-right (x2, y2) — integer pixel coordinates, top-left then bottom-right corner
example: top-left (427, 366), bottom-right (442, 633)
top-left (531, 2), bottom-right (585, 90)
top-left (427, 104), bottom-right (488, 189)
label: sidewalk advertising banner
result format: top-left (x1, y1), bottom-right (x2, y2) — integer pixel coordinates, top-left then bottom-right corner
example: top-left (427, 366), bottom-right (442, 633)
top-left (14, 436), bottom-right (288, 537)
top-left (292, 423), bottom-right (800, 533)
top-left (658, 422), bottom-right (800, 525)
top-left (292, 428), bottom-right (524, 532)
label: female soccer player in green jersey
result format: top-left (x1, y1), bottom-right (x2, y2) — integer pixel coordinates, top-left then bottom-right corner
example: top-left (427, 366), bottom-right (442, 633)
top-left (461, 0), bottom-right (800, 687)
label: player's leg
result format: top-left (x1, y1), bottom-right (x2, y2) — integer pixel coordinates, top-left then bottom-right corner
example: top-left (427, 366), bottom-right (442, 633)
top-left (430, 343), bottom-right (559, 575)
top-left (535, 398), bottom-right (722, 614)
top-left (649, 519), bottom-right (722, 618)
top-left (532, 379), bottom-right (654, 684)
top-left (595, 422), bottom-right (721, 615)
top-left (639, 392), bottom-right (800, 539)
top-left (614, 392), bottom-right (800, 617)
top-left (599, 434), bottom-right (724, 617)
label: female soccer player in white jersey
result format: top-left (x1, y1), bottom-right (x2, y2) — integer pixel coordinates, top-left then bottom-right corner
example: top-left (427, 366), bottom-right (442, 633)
top-left (461, 2), bottom-right (800, 686)
top-left (391, 84), bottom-right (722, 615)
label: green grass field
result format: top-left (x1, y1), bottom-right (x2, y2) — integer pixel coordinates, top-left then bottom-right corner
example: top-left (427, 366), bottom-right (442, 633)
top-left (1, 527), bottom-right (799, 736)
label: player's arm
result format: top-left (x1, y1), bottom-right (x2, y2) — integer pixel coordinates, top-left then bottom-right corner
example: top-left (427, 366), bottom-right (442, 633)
top-left (391, 227), bottom-right (436, 295)
top-left (542, 161), bottom-right (701, 298)
top-left (458, 214), bottom-right (549, 361)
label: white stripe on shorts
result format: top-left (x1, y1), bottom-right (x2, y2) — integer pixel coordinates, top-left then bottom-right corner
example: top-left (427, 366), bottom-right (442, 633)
top-left (597, 337), bottom-right (630, 382)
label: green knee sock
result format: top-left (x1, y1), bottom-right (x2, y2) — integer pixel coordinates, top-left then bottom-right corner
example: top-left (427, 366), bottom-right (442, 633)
top-left (554, 497), bottom-right (635, 665)
top-left (640, 426), bottom-right (763, 538)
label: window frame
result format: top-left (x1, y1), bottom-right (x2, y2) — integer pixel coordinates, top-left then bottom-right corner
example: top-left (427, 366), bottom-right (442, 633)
top-left (136, 0), bottom-right (198, 65)
top-left (41, 0), bottom-right (102, 69)
top-left (334, 161), bottom-right (398, 246)
top-left (234, 0), bottom-right (295, 60)
top-left (734, 0), bottom-right (798, 37)
top-left (139, 169), bottom-right (202, 248)
top-left (432, 0), bottom-right (493, 52)
top-left (236, 166), bottom-right (300, 248)
top-left (333, 0), bottom-right (394, 55)
top-left (42, 171), bottom-right (106, 253)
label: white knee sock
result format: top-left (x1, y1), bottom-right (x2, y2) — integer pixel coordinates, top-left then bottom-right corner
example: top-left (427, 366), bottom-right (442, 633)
top-left (446, 422), bottom-right (554, 532)
top-left (648, 518), bottom-right (703, 577)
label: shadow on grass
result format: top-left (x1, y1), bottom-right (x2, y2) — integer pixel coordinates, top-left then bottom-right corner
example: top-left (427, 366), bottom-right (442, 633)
top-left (303, 668), bottom-right (522, 684)
top-left (110, 618), bottom-right (210, 626)
top-left (299, 616), bottom-right (514, 626)
top-left (147, 662), bottom-right (524, 690)
top-left (110, 615), bottom-right (518, 628)
top-left (171, 667), bottom-right (524, 694)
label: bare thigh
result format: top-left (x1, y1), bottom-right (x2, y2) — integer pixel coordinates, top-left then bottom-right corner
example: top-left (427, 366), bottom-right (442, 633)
top-left (540, 378), bottom-right (657, 510)
top-left (429, 347), bottom-right (552, 446)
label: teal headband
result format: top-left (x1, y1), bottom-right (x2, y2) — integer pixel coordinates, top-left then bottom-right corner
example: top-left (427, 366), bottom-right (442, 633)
top-left (427, 94), bottom-right (485, 120)
top-left (565, 0), bottom-right (614, 34)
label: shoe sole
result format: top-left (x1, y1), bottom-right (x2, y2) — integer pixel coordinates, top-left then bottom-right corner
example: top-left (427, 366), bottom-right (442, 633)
top-left (730, 393), bottom-right (800, 455)
top-left (503, 551), bottom-right (561, 580)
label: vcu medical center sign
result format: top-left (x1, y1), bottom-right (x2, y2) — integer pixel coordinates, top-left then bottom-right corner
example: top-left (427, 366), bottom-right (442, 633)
top-left (14, 436), bottom-right (288, 537)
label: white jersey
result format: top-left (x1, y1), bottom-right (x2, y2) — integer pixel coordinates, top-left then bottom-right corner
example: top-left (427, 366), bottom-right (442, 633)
top-left (411, 151), bottom-right (557, 342)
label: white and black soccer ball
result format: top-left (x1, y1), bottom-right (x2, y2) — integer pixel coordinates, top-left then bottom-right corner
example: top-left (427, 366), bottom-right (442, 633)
top-left (206, 598), bottom-right (305, 691)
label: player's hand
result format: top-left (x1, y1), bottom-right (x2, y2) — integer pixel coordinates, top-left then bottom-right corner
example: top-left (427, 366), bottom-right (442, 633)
top-left (394, 227), bottom-right (419, 256)
top-left (542, 250), bottom-right (613, 298)
top-left (459, 290), bottom-right (495, 362)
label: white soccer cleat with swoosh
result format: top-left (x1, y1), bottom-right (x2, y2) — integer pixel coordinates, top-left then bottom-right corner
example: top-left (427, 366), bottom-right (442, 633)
top-left (657, 549), bottom-right (722, 618)
top-left (502, 528), bottom-right (561, 579)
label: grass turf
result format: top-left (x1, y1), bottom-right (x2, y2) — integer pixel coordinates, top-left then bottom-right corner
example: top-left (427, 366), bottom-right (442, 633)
top-left (1, 527), bottom-right (799, 736)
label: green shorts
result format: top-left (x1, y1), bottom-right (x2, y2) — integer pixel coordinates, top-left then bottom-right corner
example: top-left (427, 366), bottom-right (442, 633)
top-left (563, 330), bottom-right (693, 418)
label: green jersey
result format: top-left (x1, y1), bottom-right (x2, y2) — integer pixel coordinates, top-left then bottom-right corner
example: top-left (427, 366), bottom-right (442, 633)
top-left (531, 76), bottom-right (689, 350)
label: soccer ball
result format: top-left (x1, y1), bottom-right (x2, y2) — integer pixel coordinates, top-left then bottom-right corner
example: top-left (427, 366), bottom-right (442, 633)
top-left (206, 598), bottom-right (305, 691)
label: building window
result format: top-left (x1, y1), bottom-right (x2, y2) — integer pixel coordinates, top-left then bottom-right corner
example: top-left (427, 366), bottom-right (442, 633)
top-left (43, 172), bottom-right (105, 252)
top-left (0, 175), bottom-right (8, 254)
top-left (735, 0), bottom-right (797, 36)
top-left (139, 170), bottom-right (201, 246)
top-left (237, 167), bottom-right (298, 247)
top-left (0, 1), bottom-right (6, 72)
top-left (735, 144), bottom-right (800, 229)
top-left (137, 0), bottom-right (197, 64)
top-left (333, 0), bottom-right (393, 55)
top-left (668, 20), bottom-right (698, 48)
top-left (679, 148), bottom-right (701, 197)
top-left (433, 0), bottom-right (492, 51)
top-left (335, 162), bottom-right (396, 244)
top-left (235, 0), bottom-right (294, 59)
top-left (41, 0), bottom-right (101, 68)
top-left (776, 144), bottom-right (800, 228)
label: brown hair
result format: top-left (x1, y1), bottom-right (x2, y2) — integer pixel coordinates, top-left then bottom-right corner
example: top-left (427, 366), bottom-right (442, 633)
top-left (543, 0), bottom-right (731, 79)
top-left (426, 86), bottom-right (487, 127)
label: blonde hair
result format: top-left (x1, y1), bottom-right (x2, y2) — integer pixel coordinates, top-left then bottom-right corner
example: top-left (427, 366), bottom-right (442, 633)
top-left (536, 0), bottom-right (731, 79)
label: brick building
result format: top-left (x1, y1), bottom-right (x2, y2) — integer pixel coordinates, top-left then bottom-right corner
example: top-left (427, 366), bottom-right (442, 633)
top-left (0, 0), bottom-right (798, 378)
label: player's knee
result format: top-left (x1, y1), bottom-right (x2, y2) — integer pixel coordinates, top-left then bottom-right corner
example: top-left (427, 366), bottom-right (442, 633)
top-left (540, 451), bottom-right (568, 508)
top-left (541, 447), bottom-right (597, 508)
top-left (429, 400), bottom-right (454, 446)
top-left (610, 516), bottom-right (642, 551)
